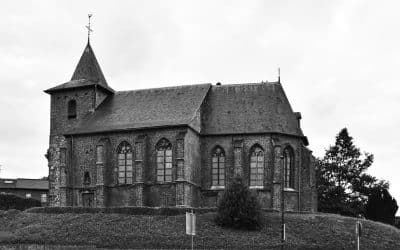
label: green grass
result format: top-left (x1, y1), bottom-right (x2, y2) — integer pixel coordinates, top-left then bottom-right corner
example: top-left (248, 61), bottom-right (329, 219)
top-left (0, 210), bottom-right (399, 249)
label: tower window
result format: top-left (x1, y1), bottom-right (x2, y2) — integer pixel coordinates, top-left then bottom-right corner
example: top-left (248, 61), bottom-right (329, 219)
top-left (67, 100), bottom-right (77, 119)
top-left (84, 171), bottom-right (91, 185)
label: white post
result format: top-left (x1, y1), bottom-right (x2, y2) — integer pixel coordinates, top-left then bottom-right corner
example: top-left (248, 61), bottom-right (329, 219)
top-left (191, 209), bottom-right (195, 250)
top-left (355, 221), bottom-right (359, 250)
top-left (191, 233), bottom-right (194, 250)
top-left (186, 210), bottom-right (195, 250)
top-left (283, 224), bottom-right (286, 241)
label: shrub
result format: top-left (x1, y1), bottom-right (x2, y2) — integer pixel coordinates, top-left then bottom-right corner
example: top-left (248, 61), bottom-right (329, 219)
top-left (395, 217), bottom-right (400, 229)
top-left (365, 188), bottom-right (398, 225)
top-left (0, 193), bottom-right (41, 211)
top-left (214, 176), bottom-right (262, 230)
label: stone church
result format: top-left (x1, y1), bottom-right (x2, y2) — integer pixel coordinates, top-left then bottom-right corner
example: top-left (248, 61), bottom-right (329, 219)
top-left (45, 40), bottom-right (317, 212)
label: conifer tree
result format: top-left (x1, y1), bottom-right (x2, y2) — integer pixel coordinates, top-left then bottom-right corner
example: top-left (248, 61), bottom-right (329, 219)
top-left (215, 176), bottom-right (262, 230)
top-left (316, 128), bottom-right (388, 216)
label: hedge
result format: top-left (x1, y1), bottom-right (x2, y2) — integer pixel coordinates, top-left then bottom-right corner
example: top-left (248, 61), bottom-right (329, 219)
top-left (0, 193), bottom-right (41, 211)
top-left (395, 217), bottom-right (400, 229)
top-left (26, 206), bottom-right (216, 215)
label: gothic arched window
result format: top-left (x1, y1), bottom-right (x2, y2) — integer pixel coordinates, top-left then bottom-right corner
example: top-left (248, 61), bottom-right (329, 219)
top-left (67, 100), bottom-right (77, 119)
top-left (211, 146), bottom-right (225, 187)
top-left (250, 145), bottom-right (264, 187)
top-left (156, 138), bottom-right (172, 182)
top-left (117, 141), bottom-right (133, 184)
top-left (283, 146), bottom-right (295, 188)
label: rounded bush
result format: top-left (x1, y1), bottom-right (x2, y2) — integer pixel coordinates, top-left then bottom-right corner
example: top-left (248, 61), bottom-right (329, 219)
top-left (214, 176), bottom-right (262, 230)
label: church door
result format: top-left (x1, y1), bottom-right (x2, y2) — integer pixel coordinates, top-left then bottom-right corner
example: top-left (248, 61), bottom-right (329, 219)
top-left (82, 192), bottom-right (94, 207)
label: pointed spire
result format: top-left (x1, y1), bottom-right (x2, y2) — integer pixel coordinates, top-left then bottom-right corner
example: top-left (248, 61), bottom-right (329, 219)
top-left (71, 14), bottom-right (108, 85)
top-left (70, 42), bottom-right (108, 86)
top-left (44, 15), bottom-right (114, 95)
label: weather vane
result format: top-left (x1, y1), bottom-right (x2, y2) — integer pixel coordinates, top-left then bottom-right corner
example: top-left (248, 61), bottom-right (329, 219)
top-left (86, 14), bottom-right (93, 42)
top-left (278, 67), bottom-right (281, 83)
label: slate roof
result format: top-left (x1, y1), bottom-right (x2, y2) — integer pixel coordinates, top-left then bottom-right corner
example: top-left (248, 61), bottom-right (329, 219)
top-left (0, 179), bottom-right (48, 190)
top-left (44, 43), bottom-right (306, 141)
top-left (66, 81), bottom-right (305, 141)
top-left (44, 42), bottom-right (114, 94)
top-left (66, 84), bottom-right (211, 134)
top-left (201, 82), bottom-right (304, 137)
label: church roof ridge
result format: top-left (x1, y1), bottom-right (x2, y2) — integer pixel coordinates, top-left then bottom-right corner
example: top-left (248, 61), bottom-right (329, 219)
top-left (211, 81), bottom-right (280, 88)
top-left (116, 83), bottom-right (212, 93)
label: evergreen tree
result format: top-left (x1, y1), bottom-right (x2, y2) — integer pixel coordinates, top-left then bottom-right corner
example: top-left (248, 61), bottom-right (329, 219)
top-left (316, 128), bottom-right (388, 216)
top-left (365, 187), bottom-right (398, 225)
top-left (215, 176), bottom-right (262, 230)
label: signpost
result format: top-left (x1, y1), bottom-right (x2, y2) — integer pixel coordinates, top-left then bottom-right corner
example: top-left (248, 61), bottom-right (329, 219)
top-left (280, 153), bottom-right (285, 247)
top-left (186, 210), bottom-right (196, 250)
top-left (355, 220), bottom-right (362, 250)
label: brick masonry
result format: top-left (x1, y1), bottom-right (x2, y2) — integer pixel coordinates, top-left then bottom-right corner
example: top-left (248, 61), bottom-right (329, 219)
top-left (47, 105), bottom-right (316, 211)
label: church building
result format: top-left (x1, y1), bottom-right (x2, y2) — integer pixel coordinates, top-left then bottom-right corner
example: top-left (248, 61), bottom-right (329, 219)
top-left (44, 40), bottom-right (317, 212)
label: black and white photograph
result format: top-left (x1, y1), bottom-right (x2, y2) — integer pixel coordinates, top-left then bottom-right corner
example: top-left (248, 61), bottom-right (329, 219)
top-left (0, 1), bottom-right (399, 249)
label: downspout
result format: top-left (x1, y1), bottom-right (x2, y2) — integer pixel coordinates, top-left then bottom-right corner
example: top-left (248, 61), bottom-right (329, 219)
top-left (270, 136), bottom-right (275, 209)
top-left (94, 84), bottom-right (97, 110)
top-left (298, 141), bottom-right (302, 212)
top-left (70, 135), bottom-right (74, 206)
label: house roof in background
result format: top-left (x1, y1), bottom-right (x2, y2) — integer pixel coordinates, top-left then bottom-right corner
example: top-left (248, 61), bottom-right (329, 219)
top-left (0, 178), bottom-right (48, 190)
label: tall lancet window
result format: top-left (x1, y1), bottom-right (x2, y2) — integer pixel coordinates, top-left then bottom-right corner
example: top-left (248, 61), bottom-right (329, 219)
top-left (211, 146), bottom-right (225, 188)
top-left (67, 100), bottom-right (77, 119)
top-left (156, 138), bottom-right (172, 182)
top-left (283, 146), bottom-right (295, 189)
top-left (117, 141), bottom-right (133, 184)
top-left (250, 145), bottom-right (264, 187)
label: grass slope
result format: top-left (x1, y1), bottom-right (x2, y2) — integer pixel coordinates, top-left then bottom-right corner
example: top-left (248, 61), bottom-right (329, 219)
top-left (0, 210), bottom-right (399, 249)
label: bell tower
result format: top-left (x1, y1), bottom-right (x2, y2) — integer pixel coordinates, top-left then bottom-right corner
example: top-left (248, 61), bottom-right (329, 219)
top-left (44, 15), bottom-right (114, 206)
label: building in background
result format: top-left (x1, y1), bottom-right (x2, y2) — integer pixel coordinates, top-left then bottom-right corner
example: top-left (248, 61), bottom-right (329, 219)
top-left (44, 40), bottom-right (317, 211)
top-left (0, 178), bottom-right (49, 204)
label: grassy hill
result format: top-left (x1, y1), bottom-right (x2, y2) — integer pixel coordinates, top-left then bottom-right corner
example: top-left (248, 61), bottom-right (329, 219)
top-left (0, 210), bottom-right (399, 249)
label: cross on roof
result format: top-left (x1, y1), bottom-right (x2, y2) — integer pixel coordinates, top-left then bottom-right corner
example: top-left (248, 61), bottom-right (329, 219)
top-left (86, 14), bottom-right (93, 42)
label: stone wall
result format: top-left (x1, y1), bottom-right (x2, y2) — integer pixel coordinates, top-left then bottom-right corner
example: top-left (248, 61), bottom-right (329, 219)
top-left (49, 127), bottom-right (208, 207)
top-left (49, 88), bottom-right (96, 135)
top-left (200, 134), bottom-right (277, 208)
top-left (199, 133), bottom-right (311, 211)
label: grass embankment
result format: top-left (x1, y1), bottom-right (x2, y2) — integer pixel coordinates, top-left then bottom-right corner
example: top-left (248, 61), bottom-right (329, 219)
top-left (0, 210), bottom-right (399, 249)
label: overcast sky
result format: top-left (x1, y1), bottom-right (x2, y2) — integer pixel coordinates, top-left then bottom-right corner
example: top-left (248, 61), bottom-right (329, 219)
top-left (1, 0), bottom-right (399, 213)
